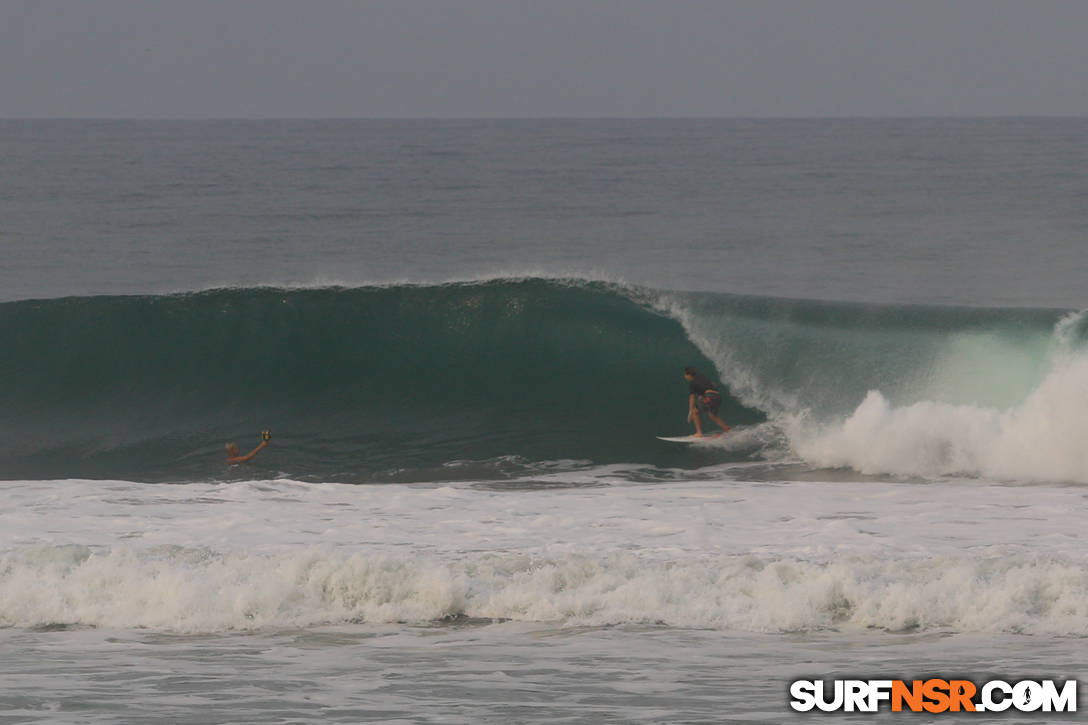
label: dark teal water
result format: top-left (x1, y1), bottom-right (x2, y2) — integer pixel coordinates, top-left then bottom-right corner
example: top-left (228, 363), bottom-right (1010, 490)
top-left (0, 277), bottom-right (1073, 482)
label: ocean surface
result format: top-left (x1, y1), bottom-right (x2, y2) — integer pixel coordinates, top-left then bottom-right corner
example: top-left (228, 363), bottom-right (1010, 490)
top-left (2, 118), bottom-right (1087, 723)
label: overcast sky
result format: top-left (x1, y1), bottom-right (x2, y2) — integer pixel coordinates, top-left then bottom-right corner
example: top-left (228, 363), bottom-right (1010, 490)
top-left (3, 0), bottom-right (1087, 118)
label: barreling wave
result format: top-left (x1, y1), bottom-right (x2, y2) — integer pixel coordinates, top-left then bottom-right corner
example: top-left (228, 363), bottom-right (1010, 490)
top-left (1, 276), bottom-right (1085, 482)
top-left (3, 545), bottom-right (1086, 635)
top-left (0, 279), bottom-right (757, 482)
top-left (658, 289), bottom-right (1088, 483)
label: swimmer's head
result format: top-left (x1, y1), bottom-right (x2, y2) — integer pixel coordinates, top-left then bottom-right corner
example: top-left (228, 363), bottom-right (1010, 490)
top-left (225, 442), bottom-right (239, 457)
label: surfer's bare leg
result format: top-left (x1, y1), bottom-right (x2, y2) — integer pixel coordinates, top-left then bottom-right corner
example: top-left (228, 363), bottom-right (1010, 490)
top-left (708, 412), bottom-right (731, 433)
top-left (690, 411), bottom-right (704, 437)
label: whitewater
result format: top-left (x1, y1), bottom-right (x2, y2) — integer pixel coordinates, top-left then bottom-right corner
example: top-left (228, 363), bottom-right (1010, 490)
top-left (4, 472), bottom-right (1088, 634)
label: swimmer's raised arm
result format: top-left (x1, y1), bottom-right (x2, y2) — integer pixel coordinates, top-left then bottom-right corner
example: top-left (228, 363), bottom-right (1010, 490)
top-left (225, 431), bottom-right (271, 464)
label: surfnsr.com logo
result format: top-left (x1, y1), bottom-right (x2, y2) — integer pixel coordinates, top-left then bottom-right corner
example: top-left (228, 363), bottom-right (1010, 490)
top-left (790, 679), bottom-right (1078, 713)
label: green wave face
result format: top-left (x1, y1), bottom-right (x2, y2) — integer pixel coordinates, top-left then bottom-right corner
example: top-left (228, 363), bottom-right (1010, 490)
top-left (0, 278), bottom-right (1072, 483)
top-left (0, 280), bottom-right (753, 481)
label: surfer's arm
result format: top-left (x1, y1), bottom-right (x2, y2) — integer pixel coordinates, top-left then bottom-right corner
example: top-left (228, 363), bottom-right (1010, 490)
top-left (688, 393), bottom-right (698, 420)
top-left (227, 440), bottom-right (268, 464)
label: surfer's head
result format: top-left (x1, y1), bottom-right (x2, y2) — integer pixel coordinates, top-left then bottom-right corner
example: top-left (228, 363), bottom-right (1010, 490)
top-left (225, 442), bottom-right (239, 457)
top-left (683, 366), bottom-right (697, 379)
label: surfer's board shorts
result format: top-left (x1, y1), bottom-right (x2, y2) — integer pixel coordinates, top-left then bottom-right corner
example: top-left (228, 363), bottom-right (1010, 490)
top-left (697, 392), bottom-right (722, 415)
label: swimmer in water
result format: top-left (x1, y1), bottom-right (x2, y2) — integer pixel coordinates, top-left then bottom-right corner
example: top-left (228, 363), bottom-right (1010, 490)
top-left (226, 431), bottom-right (271, 464)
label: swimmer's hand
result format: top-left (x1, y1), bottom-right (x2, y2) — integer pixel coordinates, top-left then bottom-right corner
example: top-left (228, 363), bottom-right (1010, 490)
top-left (262, 430), bottom-right (272, 442)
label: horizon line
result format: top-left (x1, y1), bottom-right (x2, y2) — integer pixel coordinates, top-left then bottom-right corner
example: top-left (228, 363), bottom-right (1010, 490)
top-left (2, 113), bottom-right (1087, 123)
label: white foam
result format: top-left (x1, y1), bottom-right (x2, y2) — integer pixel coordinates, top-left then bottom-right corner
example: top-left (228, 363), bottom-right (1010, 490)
top-left (798, 351), bottom-right (1088, 482)
top-left (2, 545), bottom-right (1085, 635)
top-left (2, 473), bottom-right (1087, 634)
top-left (3, 474), bottom-right (1083, 557)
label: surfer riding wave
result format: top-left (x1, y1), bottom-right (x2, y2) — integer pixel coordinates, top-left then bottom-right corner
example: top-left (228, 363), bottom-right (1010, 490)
top-left (684, 367), bottom-right (732, 437)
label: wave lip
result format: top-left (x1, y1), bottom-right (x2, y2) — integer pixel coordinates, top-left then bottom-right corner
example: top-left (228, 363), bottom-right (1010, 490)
top-left (3, 546), bottom-right (1085, 636)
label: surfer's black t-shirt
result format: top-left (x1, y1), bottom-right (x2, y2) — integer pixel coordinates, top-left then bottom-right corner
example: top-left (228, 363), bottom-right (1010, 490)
top-left (688, 374), bottom-right (718, 396)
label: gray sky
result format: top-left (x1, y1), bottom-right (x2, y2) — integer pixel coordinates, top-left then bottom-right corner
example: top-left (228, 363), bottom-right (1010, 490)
top-left (3, 0), bottom-right (1087, 118)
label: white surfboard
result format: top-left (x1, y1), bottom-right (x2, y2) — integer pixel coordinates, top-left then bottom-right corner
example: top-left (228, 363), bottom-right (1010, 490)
top-left (657, 433), bottom-right (725, 444)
